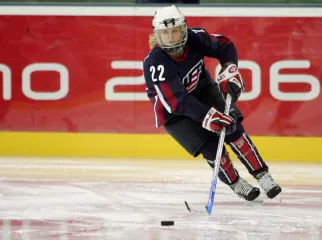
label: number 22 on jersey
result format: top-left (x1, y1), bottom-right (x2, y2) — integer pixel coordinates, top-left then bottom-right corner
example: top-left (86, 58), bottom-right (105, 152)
top-left (150, 65), bottom-right (165, 82)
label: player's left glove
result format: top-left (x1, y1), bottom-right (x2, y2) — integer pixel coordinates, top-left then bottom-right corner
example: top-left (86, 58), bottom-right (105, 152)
top-left (217, 63), bottom-right (245, 102)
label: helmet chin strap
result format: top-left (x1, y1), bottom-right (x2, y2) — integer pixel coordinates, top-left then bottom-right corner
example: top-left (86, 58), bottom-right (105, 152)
top-left (162, 40), bottom-right (185, 54)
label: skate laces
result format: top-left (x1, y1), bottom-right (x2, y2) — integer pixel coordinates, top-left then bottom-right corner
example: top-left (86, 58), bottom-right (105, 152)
top-left (232, 178), bottom-right (253, 197)
top-left (258, 172), bottom-right (277, 193)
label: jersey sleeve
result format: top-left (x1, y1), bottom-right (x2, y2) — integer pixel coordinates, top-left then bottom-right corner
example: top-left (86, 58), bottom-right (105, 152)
top-left (191, 28), bottom-right (238, 66)
top-left (143, 57), bottom-right (210, 123)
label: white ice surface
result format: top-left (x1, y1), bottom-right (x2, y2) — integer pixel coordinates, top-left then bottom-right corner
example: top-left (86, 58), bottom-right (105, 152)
top-left (0, 157), bottom-right (322, 240)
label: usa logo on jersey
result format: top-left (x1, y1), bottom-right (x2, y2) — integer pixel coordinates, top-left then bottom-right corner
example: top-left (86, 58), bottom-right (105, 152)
top-left (182, 59), bottom-right (203, 93)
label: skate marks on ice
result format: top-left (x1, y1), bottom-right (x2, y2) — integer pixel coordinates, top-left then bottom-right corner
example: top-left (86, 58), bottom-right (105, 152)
top-left (0, 158), bottom-right (322, 240)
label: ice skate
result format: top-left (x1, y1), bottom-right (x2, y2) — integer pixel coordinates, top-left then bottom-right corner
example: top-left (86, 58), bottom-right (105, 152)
top-left (229, 176), bottom-right (260, 201)
top-left (256, 172), bottom-right (282, 199)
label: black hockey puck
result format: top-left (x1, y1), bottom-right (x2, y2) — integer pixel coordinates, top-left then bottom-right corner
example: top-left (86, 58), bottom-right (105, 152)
top-left (161, 220), bottom-right (174, 226)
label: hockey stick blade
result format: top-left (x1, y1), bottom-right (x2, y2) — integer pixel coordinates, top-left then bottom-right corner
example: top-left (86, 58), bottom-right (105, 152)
top-left (184, 201), bottom-right (207, 214)
top-left (184, 201), bottom-right (191, 212)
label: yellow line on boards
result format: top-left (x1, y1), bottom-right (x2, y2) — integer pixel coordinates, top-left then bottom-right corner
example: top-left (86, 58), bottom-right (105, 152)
top-left (0, 132), bottom-right (321, 163)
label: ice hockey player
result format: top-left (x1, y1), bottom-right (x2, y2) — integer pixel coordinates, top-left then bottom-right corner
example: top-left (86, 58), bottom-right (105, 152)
top-left (143, 5), bottom-right (282, 201)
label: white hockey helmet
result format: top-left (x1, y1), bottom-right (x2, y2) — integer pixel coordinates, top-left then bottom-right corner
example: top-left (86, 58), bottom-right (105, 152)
top-left (152, 5), bottom-right (188, 54)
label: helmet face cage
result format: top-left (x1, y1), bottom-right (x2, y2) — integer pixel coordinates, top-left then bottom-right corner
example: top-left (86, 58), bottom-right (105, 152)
top-left (154, 20), bottom-right (188, 54)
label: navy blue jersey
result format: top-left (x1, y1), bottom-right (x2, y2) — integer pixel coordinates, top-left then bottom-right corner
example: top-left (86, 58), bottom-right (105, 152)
top-left (143, 28), bottom-right (238, 127)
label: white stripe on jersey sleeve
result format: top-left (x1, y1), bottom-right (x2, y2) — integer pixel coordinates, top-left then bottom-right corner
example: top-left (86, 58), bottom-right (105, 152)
top-left (154, 95), bottom-right (159, 128)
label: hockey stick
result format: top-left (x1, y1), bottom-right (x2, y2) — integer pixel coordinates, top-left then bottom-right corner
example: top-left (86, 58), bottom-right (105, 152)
top-left (205, 93), bottom-right (232, 215)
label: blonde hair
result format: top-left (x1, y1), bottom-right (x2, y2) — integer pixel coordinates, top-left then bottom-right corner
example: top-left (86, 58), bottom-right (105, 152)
top-left (149, 34), bottom-right (157, 50)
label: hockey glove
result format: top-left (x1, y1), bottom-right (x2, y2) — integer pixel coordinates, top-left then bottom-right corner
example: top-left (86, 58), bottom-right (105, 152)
top-left (202, 107), bottom-right (236, 135)
top-left (218, 63), bottom-right (245, 102)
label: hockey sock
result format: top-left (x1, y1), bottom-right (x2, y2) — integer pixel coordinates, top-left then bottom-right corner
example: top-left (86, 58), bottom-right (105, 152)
top-left (229, 132), bottom-right (268, 175)
top-left (204, 146), bottom-right (238, 185)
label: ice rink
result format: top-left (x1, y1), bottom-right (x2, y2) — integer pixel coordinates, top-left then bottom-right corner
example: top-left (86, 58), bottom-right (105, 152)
top-left (0, 157), bottom-right (322, 240)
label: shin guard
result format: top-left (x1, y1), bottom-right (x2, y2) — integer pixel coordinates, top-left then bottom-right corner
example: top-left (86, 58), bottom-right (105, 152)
top-left (207, 149), bottom-right (238, 185)
top-left (229, 133), bottom-right (268, 174)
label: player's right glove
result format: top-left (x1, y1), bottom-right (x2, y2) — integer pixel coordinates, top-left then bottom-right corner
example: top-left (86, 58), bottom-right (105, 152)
top-left (202, 107), bottom-right (236, 135)
top-left (217, 63), bottom-right (245, 102)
